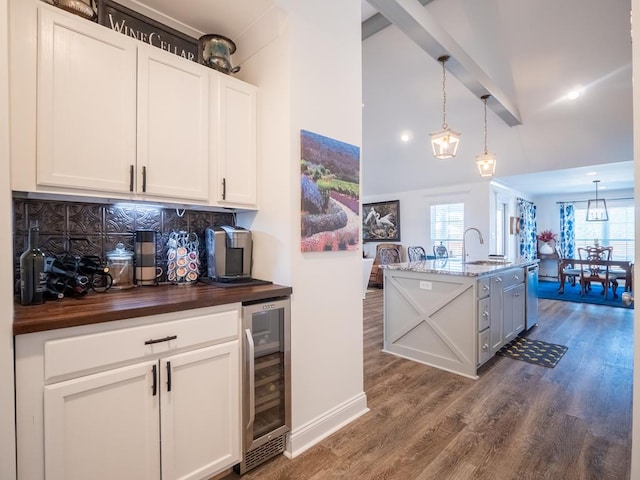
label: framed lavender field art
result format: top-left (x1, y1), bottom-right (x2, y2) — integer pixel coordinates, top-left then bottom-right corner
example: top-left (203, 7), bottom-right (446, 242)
top-left (362, 200), bottom-right (400, 242)
top-left (300, 130), bottom-right (360, 252)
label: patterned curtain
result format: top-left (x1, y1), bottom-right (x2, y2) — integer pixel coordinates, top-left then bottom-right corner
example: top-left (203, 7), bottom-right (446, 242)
top-left (517, 198), bottom-right (537, 261)
top-left (559, 203), bottom-right (575, 258)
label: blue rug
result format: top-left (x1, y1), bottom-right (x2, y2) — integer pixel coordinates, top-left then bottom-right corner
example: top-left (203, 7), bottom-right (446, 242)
top-left (537, 280), bottom-right (633, 309)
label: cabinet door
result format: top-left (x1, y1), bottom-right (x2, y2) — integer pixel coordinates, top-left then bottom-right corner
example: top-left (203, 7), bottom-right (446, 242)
top-left (217, 74), bottom-right (257, 207)
top-left (489, 275), bottom-right (504, 351)
top-left (44, 361), bottom-right (160, 480)
top-left (161, 341), bottom-right (240, 480)
top-left (511, 283), bottom-right (526, 335)
top-left (503, 283), bottom-right (525, 342)
top-left (37, 7), bottom-right (137, 194)
top-left (137, 44), bottom-right (210, 202)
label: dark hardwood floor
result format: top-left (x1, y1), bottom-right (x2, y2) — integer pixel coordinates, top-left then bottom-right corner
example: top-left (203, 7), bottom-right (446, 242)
top-left (222, 290), bottom-right (633, 480)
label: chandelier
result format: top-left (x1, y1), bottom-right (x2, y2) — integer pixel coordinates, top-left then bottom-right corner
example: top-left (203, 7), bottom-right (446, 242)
top-left (586, 180), bottom-right (609, 221)
top-left (430, 55), bottom-right (461, 159)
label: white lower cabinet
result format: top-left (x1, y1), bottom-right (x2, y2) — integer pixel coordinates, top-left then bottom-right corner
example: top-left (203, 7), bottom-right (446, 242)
top-left (44, 361), bottom-right (161, 480)
top-left (504, 283), bottom-right (526, 341)
top-left (16, 305), bottom-right (241, 480)
top-left (161, 343), bottom-right (240, 480)
top-left (477, 267), bottom-right (526, 366)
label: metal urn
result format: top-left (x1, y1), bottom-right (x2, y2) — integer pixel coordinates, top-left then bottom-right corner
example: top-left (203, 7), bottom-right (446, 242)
top-left (198, 34), bottom-right (241, 75)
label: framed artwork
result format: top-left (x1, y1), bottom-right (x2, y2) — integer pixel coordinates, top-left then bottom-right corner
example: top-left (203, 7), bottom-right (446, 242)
top-left (300, 130), bottom-right (361, 252)
top-left (363, 200), bottom-right (400, 242)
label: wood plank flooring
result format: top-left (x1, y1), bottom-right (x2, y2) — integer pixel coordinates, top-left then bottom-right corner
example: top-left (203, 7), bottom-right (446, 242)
top-left (221, 291), bottom-right (633, 480)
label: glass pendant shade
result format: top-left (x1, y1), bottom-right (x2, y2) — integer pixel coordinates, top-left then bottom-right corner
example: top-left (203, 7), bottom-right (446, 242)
top-left (430, 128), bottom-right (461, 159)
top-left (586, 180), bottom-right (608, 221)
top-left (476, 153), bottom-right (496, 176)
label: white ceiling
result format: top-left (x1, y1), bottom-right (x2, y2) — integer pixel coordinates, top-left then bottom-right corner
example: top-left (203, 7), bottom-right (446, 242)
top-left (127, 0), bottom-right (634, 198)
top-left (360, 0), bottom-right (634, 198)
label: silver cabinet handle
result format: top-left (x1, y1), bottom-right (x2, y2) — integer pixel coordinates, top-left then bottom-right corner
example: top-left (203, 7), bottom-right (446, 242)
top-left (244, 329), bottom-right (255, 426)
top-left (482, 343), bottom-right (489, 351)
top-left (482, 311), bottom-right (489, 318)
top-left (482, 285), bottom-right (490, 291)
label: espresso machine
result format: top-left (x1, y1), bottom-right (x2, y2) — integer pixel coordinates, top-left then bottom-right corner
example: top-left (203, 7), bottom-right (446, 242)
top-left (204, 226), bottom-right (253, 282)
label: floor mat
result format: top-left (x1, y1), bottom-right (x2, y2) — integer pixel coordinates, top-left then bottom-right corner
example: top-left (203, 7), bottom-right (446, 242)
top-left (496, 336), bottom-right (568, 368)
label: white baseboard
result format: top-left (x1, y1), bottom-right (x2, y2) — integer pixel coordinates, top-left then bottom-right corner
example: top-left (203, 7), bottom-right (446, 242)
top-left (285, 392), bottom-right (369, 458)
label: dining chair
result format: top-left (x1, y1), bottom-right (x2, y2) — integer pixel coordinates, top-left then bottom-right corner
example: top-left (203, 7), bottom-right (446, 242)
top-left (407, 246), bottom-right (427, 262)
top-left (433, 242), bottom-right (448, 259)
top-left (369, 243), bottom-right (402, 288)
top-left (577, 246), bottom-right (613, 299)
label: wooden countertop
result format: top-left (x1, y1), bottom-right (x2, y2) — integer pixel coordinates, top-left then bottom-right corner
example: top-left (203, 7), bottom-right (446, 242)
top-left (13, 282), bottom-right (292, 335)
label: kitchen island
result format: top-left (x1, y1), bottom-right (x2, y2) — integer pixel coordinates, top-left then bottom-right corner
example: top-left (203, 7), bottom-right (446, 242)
top-left (382, 259), bottom-right (536, 379)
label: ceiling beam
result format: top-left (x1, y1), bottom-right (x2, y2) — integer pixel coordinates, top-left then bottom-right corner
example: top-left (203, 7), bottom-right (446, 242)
top-left (364, 0), bottom-right (522, 126)
top-left (362, 0), bottom-right (434, 40)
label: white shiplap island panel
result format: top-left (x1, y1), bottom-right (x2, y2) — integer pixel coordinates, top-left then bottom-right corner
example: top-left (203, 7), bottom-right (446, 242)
top-left (382, 260), bottom-right (534, 379)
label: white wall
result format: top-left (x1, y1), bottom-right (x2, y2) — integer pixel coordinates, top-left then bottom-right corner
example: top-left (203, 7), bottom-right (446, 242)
top-left (0, 0), bottom-right (17, 476)
top-left (631, 1), bottom-right (639, 478)
top-left (362, 181), bottom-right (493, 261)
top-left (240, 0), bottom-right (367, 456)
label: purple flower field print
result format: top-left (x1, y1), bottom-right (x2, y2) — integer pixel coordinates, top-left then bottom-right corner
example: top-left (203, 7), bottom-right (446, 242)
top-left (300, 130), bottom-right (360, 252)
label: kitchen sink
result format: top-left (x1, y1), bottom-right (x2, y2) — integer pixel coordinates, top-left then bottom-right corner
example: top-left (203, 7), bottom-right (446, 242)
top-left (464, 260), bottom-right (511, 266)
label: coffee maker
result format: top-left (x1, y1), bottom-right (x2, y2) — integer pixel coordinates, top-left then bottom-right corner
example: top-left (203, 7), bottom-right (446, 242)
top-left (204, 226), bottom-right (252, 282)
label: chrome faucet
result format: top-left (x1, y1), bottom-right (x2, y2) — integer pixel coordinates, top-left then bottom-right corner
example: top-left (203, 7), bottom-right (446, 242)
top-left (462, 227), bottom-right (484, 262)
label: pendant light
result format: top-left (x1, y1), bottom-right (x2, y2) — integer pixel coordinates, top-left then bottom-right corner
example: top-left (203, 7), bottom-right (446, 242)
top-left (430, 55), bottom-right (461, 159)
top-left (476, 94), bottom-right (497, 176)
top-left (586, 180), bottom-right (609, 221)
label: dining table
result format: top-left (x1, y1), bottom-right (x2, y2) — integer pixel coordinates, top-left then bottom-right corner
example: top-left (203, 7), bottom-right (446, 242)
top-left (557, 257), bottom-right (633, 297)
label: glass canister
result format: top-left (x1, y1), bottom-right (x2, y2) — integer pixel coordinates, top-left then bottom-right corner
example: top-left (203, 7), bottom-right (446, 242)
top-left (106, 242), bottom-right (134, 290)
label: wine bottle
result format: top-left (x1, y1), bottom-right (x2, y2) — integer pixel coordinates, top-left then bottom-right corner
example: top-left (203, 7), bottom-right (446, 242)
top-left (19, 222), bottom-right (47, 305)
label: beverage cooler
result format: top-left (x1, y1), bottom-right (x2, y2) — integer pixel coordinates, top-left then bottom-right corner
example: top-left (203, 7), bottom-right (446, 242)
top-left (235, 297), bottom-right (291, 474)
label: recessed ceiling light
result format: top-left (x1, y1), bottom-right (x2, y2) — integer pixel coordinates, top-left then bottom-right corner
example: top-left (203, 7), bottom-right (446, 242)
top-left (567, 89), bottom-right (582, 100)
top-left (586, 171), bottom-right (597, 176)
top-left (400, 131), bottom-right (412, 143)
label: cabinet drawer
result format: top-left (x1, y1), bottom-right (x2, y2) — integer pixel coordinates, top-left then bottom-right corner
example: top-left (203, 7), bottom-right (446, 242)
top-left (502, 268), bottom-right (525, 289)
top-left (44, 307), bottom-right (239, 381)
top-left (478, 329), bottom-right (492, 365)
top-left (478, 277), bottom-right (491, 299)
top-left (478, 297), bottom-right (490, 331)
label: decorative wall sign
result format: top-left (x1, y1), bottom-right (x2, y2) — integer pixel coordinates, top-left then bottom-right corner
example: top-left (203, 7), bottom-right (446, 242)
top-left (97, 0), bottom-right (198, 62)
top-left (300, 130), bottom-right (360, 252)
top-left (362, 200), bottom-right (400, 242)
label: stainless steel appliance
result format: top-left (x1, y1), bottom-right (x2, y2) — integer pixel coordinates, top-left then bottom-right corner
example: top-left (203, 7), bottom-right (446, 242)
top-left (236, 297), bottom-right (291, 474)
top-left (526, 263), bottom-right (539, 329)
top-left (205, 226), bottom-right (252, 282)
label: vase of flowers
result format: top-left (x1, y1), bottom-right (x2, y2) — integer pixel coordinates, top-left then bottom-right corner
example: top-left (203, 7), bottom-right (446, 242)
top-left (537, 229), bottom-right (557, 255)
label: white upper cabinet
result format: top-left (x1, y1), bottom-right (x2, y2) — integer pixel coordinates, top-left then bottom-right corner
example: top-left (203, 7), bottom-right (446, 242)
top-left (13, 3), bottom-right (258, 209)
top-left (137, 44), bottom-right (210, 202)
top-left (215, 74), bottom-right (258, 208)
top-left (36, 7), bottom-right (137, 194)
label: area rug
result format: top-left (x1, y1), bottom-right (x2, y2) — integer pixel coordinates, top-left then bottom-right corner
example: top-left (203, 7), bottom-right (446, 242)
top-left (497, 336), bottom-right (568, 368)
top-left (537, 281), bottom-right (633, 309)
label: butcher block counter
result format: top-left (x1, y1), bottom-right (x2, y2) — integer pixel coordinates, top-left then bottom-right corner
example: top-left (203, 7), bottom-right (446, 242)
top-left (13, 282), bottom-right (292, 335)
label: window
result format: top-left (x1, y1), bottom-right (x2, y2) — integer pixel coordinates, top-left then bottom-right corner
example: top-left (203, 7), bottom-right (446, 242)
top-left (574, 199), bottom-right (634, 261)
top-left (431, 202), bottom-right (464, 258)
top-left (495, 201), bottom-right (507, 256)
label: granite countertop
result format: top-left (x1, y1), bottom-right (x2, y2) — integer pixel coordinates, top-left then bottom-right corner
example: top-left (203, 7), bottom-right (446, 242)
top-left (13, 282), bottom-right (292, 335)
top-left (381, 259), bottom-right (536, 277)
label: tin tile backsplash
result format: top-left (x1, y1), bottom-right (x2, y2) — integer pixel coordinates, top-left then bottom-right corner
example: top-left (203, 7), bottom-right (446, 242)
top-left (13, 198), bottom-right (234, 288)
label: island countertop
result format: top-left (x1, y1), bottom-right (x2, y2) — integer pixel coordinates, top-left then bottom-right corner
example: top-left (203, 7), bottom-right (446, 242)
top-left (13, 282), bottom-right (292, 335)
top-left (381, 259), bottom-right (536, 277)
